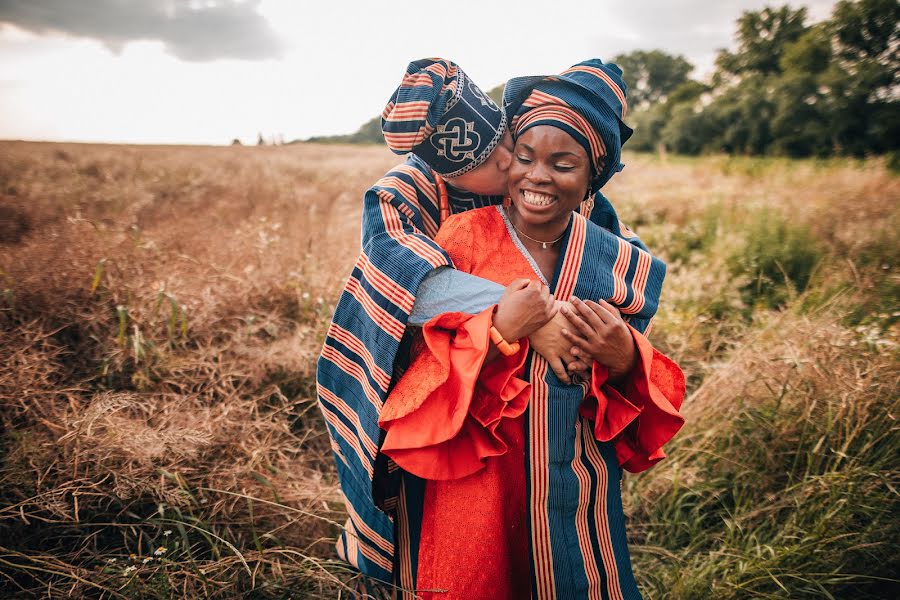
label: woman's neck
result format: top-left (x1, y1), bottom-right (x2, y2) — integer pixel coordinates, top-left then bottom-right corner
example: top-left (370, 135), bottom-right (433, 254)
top-left (506, 205), bottom-right (572, 250)
top-left (505, 206), bottom-right (571, 283)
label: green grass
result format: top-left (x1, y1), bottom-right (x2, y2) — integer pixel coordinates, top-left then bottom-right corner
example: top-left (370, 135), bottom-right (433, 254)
top-left (1, 144), bottom-right (897, 598)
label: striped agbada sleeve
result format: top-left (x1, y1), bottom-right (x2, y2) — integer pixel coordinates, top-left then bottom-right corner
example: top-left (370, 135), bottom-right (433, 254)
top-left (583, 190), bottom-right (657, 334)
top-left (316, 158), bottom-right (453, 580)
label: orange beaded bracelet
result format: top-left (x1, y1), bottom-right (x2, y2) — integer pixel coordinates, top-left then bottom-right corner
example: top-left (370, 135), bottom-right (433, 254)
top-left (489, 325), bottom-right (521, 356)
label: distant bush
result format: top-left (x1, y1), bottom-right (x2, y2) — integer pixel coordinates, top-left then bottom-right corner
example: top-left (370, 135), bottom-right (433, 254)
top-left (627, 311), bottom-right (899, 599)
top-left (728, 211), bottom-right (821, 310)
top-left (620, 1), bottom-right (899, 159)
top-left (303, 115), bottom-right (385, 145)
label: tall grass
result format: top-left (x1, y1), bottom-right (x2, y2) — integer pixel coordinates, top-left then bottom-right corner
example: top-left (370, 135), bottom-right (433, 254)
top-left (1, 142), bottom-right (897, 598)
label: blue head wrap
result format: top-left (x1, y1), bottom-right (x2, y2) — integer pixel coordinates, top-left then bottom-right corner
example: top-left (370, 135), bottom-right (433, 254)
top-left (504, 59), bottom-right (633, 190)
top-left (381, 58), bottom-right (507, 177)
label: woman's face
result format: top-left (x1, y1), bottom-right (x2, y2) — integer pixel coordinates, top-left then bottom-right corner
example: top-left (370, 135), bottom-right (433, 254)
top-left (507, 125), bottom-right (591, 234)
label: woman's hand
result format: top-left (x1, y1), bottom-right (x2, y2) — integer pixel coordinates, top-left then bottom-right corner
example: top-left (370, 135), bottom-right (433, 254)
top-left (560, 298), bottom-right (637, 382)
top-left (493, 279), bottom-right (557, 342)
top-left (529, 301), bottom-right (589, 385)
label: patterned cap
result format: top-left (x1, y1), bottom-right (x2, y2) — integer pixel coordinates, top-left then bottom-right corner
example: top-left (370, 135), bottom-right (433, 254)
top-left (503, 59), bottom-right (633, 190)
top-left (381, 58), bottom-right (507, 178)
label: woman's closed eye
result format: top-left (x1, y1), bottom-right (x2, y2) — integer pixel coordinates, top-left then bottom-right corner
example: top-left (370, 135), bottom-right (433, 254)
top-left (515, 154), bottom-right (532, 164)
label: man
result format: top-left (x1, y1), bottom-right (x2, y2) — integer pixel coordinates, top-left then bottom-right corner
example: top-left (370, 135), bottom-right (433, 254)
top-left (316, 58), bottom-right (663, 588)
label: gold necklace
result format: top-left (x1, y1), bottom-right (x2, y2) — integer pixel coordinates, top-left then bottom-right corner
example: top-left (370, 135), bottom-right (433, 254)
top-left (508, 211), bottom-right (566, 249)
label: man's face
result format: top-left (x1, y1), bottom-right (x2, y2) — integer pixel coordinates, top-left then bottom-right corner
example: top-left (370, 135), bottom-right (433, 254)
top-left (443, 130), bottom-right (513, 196)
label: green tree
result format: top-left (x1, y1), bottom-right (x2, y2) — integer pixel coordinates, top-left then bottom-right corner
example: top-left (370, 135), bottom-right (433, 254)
top-left (629, 80), bottom-right (709, 152)
top-left (715, 5), bottom-right (809, 78)
top-left (823, 0), bottom-right (900, 155)
top-left (832, 0), bottom-right (900, 62)
top-left (612, 50), bottom-right (694, 109)
top-left (486, 83), bottom-right (505, 106)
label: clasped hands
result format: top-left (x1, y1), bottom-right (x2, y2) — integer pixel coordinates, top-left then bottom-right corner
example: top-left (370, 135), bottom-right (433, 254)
top-left (492, 279), bottom-right (637, 385)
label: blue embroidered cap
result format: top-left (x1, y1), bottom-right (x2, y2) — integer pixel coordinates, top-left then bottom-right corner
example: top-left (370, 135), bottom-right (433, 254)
top-left (503, 59), bottom-right (634, 189)
top-left (381, 58), bottom-right (507, 178)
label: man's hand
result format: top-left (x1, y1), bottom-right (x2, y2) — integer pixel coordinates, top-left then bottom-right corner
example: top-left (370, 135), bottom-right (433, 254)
top-left (528, 301), bottom-right (590, 384)
top-left (493, 279), bottom-right (557, 342)
top-left (560, 298), bottom-right (637, 382)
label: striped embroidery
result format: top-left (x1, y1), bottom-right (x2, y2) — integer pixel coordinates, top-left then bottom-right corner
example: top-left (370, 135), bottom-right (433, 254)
top-left (610, 238), bottom-right (632, 306)
top-left (571, 419), bottom-right (605, 599)
top-left (326, 322), bottom-right (392, 391)
top-left (396, 479), bottom-right (416, 599)
top-left (377, 194), bottom-right (447, 268)
top-left (582, 426), bottom-right (625, 600)
top-left (318, 397), bottom-right (373, 477)
top-left (529, 214), bottom-right (587, 598)
top-left (358, 253), bottom-right (416, 315)
top-left (528, 357), bottom-right (555, 600)
top-left (343, 276), bottom-right (405, 341)
top-left (377, 176), bottom-right (420, 210)
top-left (516, 105), bottom-right (607, 159)
top-left (382, 100), bottom-right (430, 122)
top-left (338, 517), bottom-right (361, 569)
top-left (557, 214), bottom-right (587, 301)
top-left (318, 383), bottom-right (379, 458)
top-left (345, 501), bottom-right (394, 558)
top-left (320, 344), bottom-right (384, 411)
top-left (562, 65), bottom-right (628, 117)
top-left (382, 131), bottom-right (426, 148)
top-left (347, 519), bottom-right (394, 573)
top-left (619, 221), bottom-right (638, 239)
top-left (622, 248), bottom-right (652, 315)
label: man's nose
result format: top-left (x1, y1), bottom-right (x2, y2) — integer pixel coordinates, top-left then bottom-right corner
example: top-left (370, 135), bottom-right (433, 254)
top-left (496, 146), bottom-right (512, 173)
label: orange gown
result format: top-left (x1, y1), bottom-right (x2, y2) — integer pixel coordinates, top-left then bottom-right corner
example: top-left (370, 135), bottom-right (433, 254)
top-left (379, 206), bottom-right (685, 599)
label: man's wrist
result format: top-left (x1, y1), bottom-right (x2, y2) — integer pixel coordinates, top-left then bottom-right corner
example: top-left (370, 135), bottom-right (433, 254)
top-left (491, 310), bottom-right (521, 342)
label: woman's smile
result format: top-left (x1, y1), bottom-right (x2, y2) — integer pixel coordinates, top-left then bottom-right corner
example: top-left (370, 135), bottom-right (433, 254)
top-left (520, 190), bottom-right (556, 207)
top-left (507, 125), bottom-right (592, 241)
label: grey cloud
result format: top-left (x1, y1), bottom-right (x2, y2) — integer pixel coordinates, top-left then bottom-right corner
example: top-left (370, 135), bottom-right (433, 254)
top-left (0, 0), bottom-right (283, 61)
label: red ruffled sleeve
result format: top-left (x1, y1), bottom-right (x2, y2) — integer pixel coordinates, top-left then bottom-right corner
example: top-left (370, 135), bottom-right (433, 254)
top-left (379, 306), bottom-right (530, 481)
top-left (580, 324), bottom-right (686, 473)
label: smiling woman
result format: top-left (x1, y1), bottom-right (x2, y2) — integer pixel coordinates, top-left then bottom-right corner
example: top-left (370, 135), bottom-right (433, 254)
top-left (376, 60), bottom-right (686, 599)
top-left (507, 126), bottom-right (593, 278)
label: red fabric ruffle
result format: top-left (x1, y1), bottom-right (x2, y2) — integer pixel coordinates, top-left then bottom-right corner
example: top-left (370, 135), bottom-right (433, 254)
top-left (580, 324), bottom-right (686, 473)
top-left (379, 307), bottom-right (530, 480)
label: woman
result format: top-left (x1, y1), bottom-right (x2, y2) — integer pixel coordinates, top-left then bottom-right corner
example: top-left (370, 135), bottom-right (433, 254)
top-left (377, 60), bottom-right (686, 600)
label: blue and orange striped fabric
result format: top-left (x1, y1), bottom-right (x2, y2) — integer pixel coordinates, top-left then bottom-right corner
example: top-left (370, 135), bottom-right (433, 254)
top-left (505, 58), bottom-right (634, 190)
top-left (381, 58), bottom-right (507, 178)
top-left (316, 154), bottom-right (664, 589)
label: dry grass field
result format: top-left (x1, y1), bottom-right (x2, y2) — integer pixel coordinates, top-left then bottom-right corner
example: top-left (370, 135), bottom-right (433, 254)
top-left (1, 141), bottom-right (898, 599)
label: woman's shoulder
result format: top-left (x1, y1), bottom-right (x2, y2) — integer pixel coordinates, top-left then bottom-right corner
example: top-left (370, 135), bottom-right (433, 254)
top-left (439, 206), bottom-right (504, 237)
top-left (434, 206), bottom-right (508, 268)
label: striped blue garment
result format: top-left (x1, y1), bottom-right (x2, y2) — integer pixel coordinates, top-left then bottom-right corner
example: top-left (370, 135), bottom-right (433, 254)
top-left (316, 153), bottom-right (663, 590)
top-left (505, 58), bottom-right (634, 191)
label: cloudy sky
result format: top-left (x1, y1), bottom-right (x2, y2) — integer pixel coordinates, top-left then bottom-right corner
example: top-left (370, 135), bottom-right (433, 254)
top-left (0, 0), bottom-right (839, 145)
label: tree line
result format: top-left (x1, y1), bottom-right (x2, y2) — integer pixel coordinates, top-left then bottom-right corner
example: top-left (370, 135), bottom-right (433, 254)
top-left (622, 0), bottom-right (898, 158)
top-left (306, 0), bottom-right (898, 159)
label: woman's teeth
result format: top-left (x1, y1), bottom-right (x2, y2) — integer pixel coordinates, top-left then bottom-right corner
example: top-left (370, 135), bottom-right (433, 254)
top-left (522, 191), bottom-right (555, 206)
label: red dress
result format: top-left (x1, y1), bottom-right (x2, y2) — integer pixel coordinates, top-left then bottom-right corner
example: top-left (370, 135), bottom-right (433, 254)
top-left (379, 207), bottom-right (685, 599)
